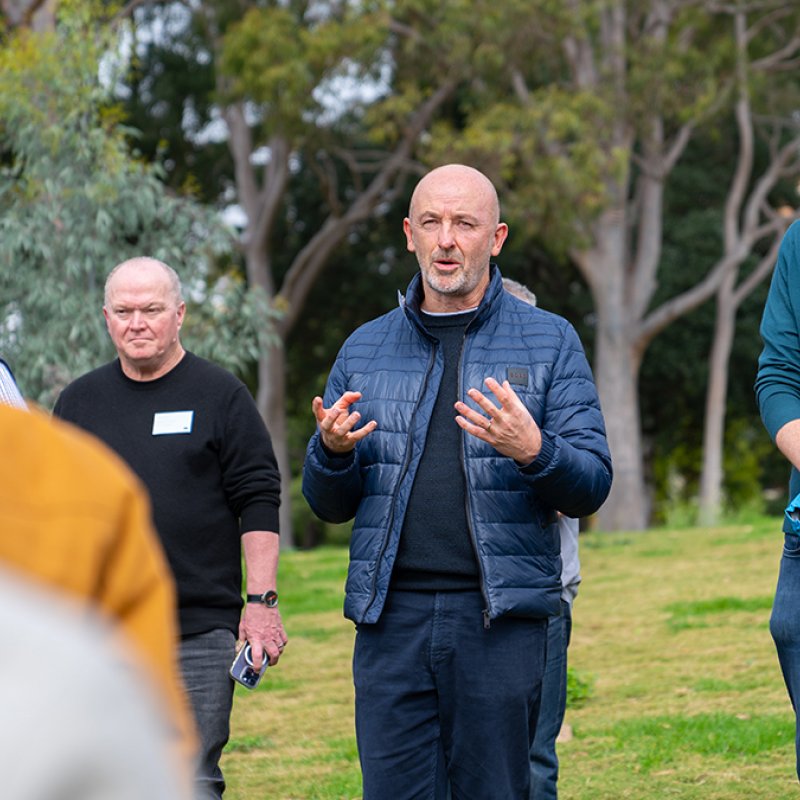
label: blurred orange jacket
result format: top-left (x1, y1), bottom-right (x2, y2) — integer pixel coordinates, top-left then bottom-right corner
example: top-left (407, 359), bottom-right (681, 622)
top-left (0, 404), bottom-right (196, 785)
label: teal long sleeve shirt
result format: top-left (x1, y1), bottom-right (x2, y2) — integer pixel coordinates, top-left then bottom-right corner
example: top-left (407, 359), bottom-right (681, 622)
top-left (756, 221), bottom-right (800, 507)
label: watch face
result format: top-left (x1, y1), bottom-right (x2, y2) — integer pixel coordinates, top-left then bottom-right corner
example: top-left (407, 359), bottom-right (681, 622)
top-left (263, 591), bottom-right (278, 608)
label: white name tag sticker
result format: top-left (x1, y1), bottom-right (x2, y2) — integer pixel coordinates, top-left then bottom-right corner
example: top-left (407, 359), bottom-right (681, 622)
top-left (152, 411), bottom-right (194, 436)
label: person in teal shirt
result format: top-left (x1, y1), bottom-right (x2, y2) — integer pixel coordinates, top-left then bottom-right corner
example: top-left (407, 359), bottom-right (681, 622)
top-left (756, 219), bottom-right (800, 781)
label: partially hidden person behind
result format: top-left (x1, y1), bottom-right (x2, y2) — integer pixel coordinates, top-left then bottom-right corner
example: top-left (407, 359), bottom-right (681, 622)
top-left (0, 402), bottom-right (194, 796)
top-left (0, 357), bottom-right (27, 409)
top-left (502, 277), bottom-right (581, 800)
top-left (755, 219), bottom-right (800, 782)
top-left (302, 164), bottom-right (612, 800)
top-left (53, 256), bottom-right (286, 799)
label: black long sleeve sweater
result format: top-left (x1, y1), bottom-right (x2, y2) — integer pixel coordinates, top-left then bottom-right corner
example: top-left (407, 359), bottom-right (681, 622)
top-left (53, 352), bottom-right (281, 635)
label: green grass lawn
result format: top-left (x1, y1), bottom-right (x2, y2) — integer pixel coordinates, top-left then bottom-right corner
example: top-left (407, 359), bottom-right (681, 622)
top-left (222, 518), bottom-right (797, 799)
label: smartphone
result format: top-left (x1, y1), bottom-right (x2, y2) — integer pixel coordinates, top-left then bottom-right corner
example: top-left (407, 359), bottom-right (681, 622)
top-left (229, 643), bottom-right (268, 689)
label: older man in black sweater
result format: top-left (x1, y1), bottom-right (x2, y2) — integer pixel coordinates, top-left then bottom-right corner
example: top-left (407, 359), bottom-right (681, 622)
top-left (54, 257), bottom-right (285, 800)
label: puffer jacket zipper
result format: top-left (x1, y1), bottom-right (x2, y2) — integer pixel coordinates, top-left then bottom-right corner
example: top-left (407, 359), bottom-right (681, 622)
top-left (362, 338), bottom-right (438, 621)
top-left (458, 322), bottom-right (493, 629)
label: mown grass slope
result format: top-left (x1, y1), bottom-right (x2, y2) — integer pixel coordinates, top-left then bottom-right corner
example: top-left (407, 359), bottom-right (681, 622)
top-left (222, 518), bottom-right (795, 799)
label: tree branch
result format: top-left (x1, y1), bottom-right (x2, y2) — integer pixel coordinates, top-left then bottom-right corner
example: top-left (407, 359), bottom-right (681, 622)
top-left (724, 12), bottom-right (754, 251)
top-left (561, 0), bottom-right (598, 89)
top-left (732, 221), bottom-right (792, 307)
top-left (276, 78), bottom-right (458, 336)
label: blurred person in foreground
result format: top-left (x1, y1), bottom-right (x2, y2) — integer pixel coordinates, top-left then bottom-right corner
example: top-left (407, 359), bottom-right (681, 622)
top-left (53, 256), bottom-right (285, 799)
top-left (755, 219), bottom-right (800, 781)
top-left (1, 566), bottom-right (187, 800)
top-left (0, 403), bottom-right (194, 793)
top-left (303, 164), bottom-right (612, 799)
top-left (502, 277), bottom-right (581, 800)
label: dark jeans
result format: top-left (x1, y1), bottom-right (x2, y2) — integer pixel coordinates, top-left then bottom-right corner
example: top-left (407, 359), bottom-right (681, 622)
top-left (771, 531), bottom-right (800, 781)
top-left (354, 589), bottom-right (547, 800)
top-left (530, 600), bottom-right (572, 800)
top-left (180, 628), bottom-right (236, 800)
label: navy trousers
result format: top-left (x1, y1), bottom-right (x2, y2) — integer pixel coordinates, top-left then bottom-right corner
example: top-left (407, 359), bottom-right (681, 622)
top-left (354, 589), bottom-right (547, 800)
top-left (771, 530), bottom-right (800, 781)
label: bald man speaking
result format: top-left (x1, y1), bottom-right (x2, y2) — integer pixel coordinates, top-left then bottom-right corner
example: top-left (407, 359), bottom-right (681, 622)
top-left (303, 164), bottom-right (612, 799)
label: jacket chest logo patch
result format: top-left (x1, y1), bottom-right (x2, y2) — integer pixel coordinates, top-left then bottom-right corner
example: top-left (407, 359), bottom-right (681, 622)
top-left (507, 367), bottom-right (529, 387)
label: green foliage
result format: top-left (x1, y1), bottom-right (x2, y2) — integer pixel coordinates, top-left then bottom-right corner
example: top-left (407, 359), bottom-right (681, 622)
top-left (566, 665), bottom-right (594, 709)
top-left (626, 4), bottom-right (735, 125)
top-left (365, 0), bottom-right (539, 146)
top-left (0, 1), bottom-right (279, 404)
top-left (111, 0), bottom-right (800, 539)
top-left (722, 418), bottom-right (776, 511)
top-left (652, 438), bottom-right (703, 527)
top-left (651, 414), bottom-right (777, 527)
top-left (181, 278), bottom-right (279, 378)
top-left (643, 122), bottom-right (789, 524)
top-left (417, 0), bottom-right (739, 257)
top-left (121, 2), bottom-right (225, 202)
top-left (644, 175), bottom-right (779, 522)
top-left (219, 2), bottom-right (387, 138)
top-left (428, 90), bottom-right (625, 253)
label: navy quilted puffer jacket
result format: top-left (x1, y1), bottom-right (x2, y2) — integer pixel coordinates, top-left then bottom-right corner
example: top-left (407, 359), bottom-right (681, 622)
top-left (303, 266), bottom-right (612, 625)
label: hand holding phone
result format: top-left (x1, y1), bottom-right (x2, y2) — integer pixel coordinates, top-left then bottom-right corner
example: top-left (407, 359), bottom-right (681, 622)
top-left (229, 643), bottom-right (268, 689)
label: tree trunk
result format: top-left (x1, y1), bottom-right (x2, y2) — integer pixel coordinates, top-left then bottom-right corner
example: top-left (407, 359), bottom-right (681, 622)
top-left (698, 271), bottom-right (737, 526)
top-left (223, 81), bottom-right (456, 549)
top-left (1, 0), bottom-right (55, 30)
top-left (697, 234), bottom-right (791, 526)
top-left (593, 310), bottom-right (649, 532)
top-left (256, 340), bottom-right (295, 549)
top-left (575, 209), bottom-right (650, 532)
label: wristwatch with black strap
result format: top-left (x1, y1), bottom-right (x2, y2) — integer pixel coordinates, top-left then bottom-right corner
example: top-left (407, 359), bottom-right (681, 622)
top-left (246, 590), bottom-right (279, 608)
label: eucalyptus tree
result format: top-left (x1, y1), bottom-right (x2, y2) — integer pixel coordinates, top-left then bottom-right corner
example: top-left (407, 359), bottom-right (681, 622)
top-left (0, 1), bottom-right (274, 408)
top-left (696, 5), bottom-right (800, 525)
top-left (120, 0), bottom-right (543, 542)
top-left (428, 0), bottom-right (800, 530)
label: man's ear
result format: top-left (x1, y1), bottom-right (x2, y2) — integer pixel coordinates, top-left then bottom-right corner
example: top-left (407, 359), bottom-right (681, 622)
top-left (403, 218), bottom-right (416, 253)
top-left (491, 222), bottom-right (509, 257)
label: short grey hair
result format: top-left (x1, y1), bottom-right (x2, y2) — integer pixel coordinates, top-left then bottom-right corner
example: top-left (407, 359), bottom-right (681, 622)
top-left (104, 257), bottom-right (184, 307)
top-left (502, 277), bottom-right (537, 307)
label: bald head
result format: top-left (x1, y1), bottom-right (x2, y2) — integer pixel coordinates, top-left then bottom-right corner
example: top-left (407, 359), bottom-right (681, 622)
top-left (102, 256), bottom-right (186, 381)
top-left (403, 164), bottom-right (508, 313)
top-left (409, 164), bottom-right (501, 226)
top-left (104, 257), bottom-right (183, 308)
